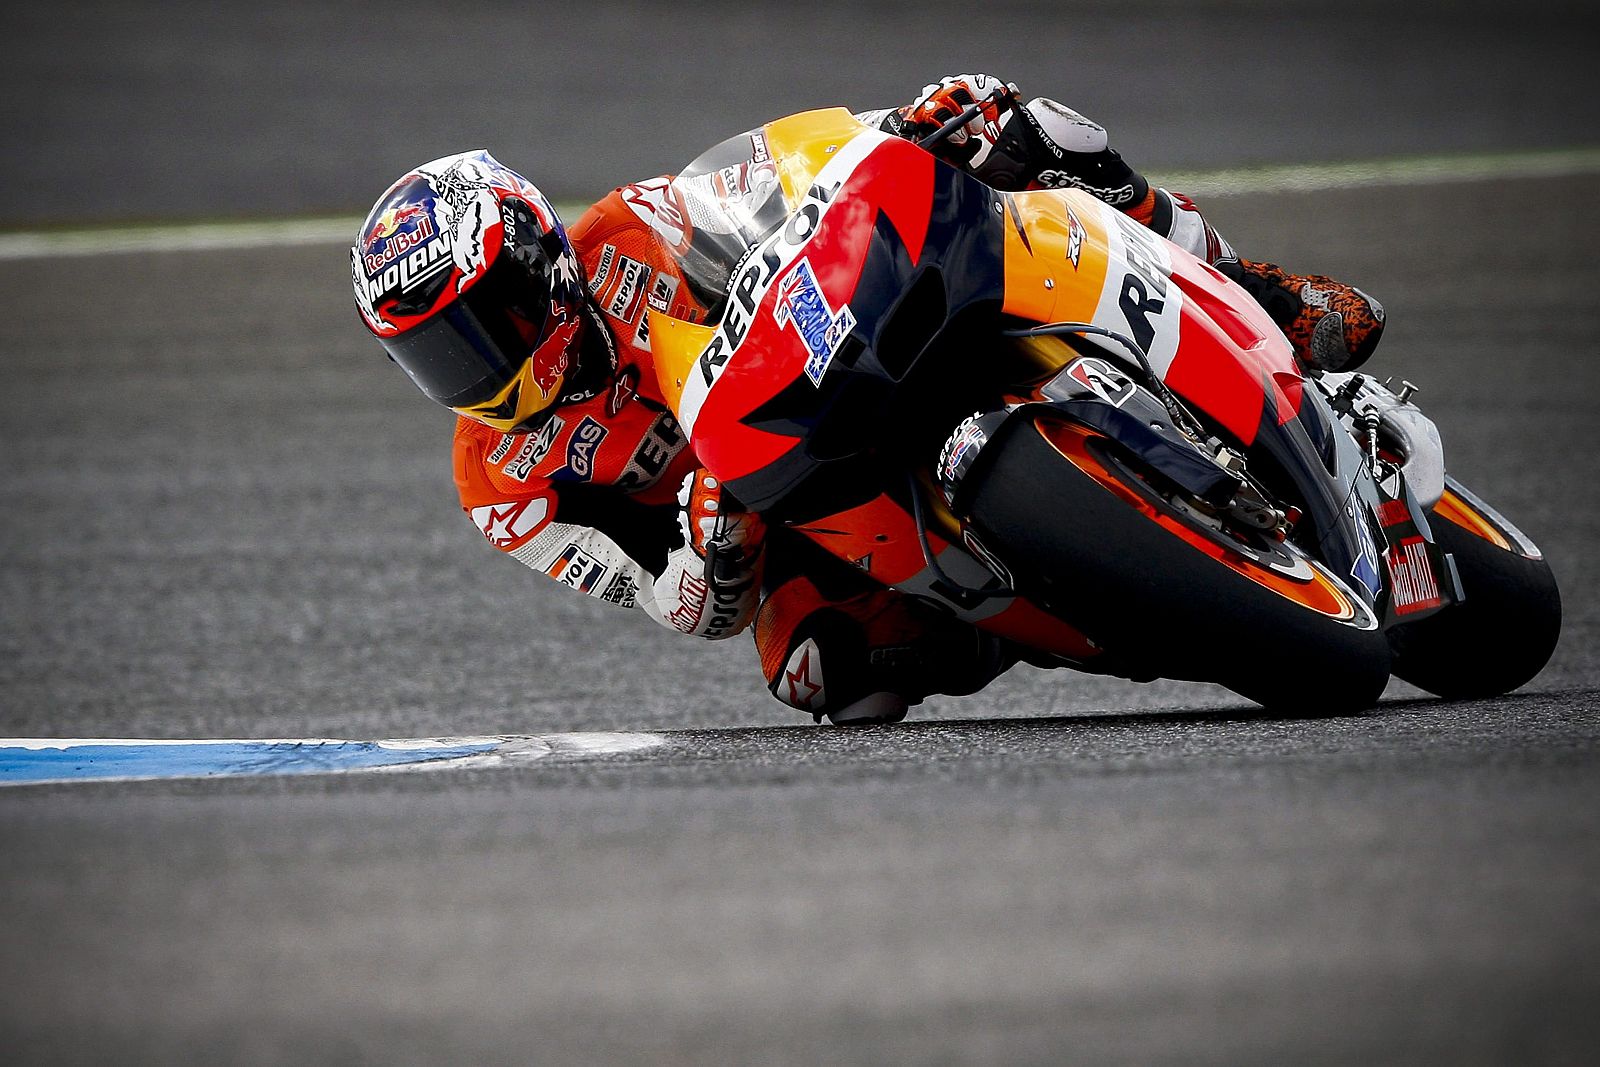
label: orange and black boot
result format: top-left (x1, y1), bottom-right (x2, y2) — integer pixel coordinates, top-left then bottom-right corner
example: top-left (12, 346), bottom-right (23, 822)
top-left (1220, 259), bottom-right (1386, 372)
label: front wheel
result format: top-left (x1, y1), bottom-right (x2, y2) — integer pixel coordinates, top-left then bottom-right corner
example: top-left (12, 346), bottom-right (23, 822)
top-left (1388, 478), bottom-right (1561, 698)
top-left (965, 415), bottom-right (1392, 713)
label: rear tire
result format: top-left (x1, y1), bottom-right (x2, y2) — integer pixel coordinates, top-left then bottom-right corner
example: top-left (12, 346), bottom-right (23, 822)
top-left (965, 416), bottom-right (1391, 714)
top-left (1389, 488), bottom-right (1561, 699)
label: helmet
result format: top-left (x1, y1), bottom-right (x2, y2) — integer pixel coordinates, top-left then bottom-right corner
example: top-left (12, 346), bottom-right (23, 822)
top-left (352, 150), bottom-right (586, 432)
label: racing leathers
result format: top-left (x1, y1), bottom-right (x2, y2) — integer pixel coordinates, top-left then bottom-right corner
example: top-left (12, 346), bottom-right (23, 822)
top-left (453, 74), bottom-right (1387, 723)
top-left (452, 194), bottom-right (764, 642)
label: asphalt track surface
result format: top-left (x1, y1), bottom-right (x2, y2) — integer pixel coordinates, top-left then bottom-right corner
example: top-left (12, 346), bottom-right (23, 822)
top-left (5, 5), bottom-right (1600, 1066)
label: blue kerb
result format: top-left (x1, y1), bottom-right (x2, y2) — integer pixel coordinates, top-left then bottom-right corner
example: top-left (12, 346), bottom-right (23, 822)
top-left (0, 740), bottom-right (502, 785)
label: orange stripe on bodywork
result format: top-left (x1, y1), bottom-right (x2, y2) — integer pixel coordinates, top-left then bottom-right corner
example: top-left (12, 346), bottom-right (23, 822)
top-left (1000, 188), bottom-right (1115, 328)
top-left (1431, 487), bottom-right (1513, 551)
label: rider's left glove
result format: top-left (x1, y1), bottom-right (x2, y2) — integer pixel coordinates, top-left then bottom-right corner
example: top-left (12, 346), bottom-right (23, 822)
top-left (639, 469), bottom-right (765, 640)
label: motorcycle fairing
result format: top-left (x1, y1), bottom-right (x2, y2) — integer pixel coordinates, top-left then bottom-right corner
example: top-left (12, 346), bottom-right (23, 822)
top-left (649, 108), bottom-right (1450, 641)
top-left (656, 110), bottom-right (1009, 516)
top-left (998, 187), bottom-right (1303, 447)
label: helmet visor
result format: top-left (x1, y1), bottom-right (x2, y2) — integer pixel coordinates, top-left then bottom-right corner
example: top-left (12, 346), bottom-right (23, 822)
top-left (375, 255), bottom-right (554, 409)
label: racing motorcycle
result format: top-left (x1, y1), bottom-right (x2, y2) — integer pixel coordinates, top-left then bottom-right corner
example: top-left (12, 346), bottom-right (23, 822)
top-left (643, 105), bottom-right (1561, 713)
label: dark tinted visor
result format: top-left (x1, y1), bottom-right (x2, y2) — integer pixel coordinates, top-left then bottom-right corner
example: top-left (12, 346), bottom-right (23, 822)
top-left (377, 255), bottom-right (552, 408)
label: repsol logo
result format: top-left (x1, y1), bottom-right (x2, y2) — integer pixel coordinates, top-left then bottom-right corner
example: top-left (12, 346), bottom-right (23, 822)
top-left (1116, 215), bottom-right (1169, 353)
top-left (696, 179), bottom-right (842, 387)
top-left (615, 413), bottom-right (686, 492)
top-left (703, 581), bottom-right (749, 639)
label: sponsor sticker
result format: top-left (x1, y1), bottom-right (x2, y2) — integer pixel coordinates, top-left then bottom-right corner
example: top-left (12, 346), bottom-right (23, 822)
top-left (666, 571), bottom-right (709, 633)
top-left (501, 414), bottom-right (564, 481)
top-left (600, 572), bottom-right (639, 608)
top-left (1115, 213), bottom-right (1172, 356)
top-left (1065, 207), bottom-right (1085, 270)
top-left (1348, 502), bottom-right (1384, 599)
top-left (604, 255), bottom-right (651, 324)
top-left (1066, 356), bottom-right (1136, 407)
top-left (557, 416), bottom-right (608, 481)
top-left (692, 174), bottom-right (846, 391)
top-left (1375, 498), bottom-right (1411, 527)
top-left (620, 177), bottom-right (690, 251)
top-left (938, 412), bottom-right (988, 486)
top-left (547, 543), bottom-right (608, 594)
top-left (607, 366), bottom-right (640, 418)
top-left (616, 412), bottom-right (686, 491)
top-left (646, 272), bottom-right (679, 314)
top-left (487, 432), bottom-right (517, 465)
top-left (782, 639), bottom-right (826, 710)
top-left (361, 202), bottom-right (436, 276)
top-left (588, 243), bottom-right (617, 294)
top-left (1036, 169), bottom-right (1137, 206)
top-left (353, 227), bottom-right (453, 319)
top-left (773, 257), bottom-right (857, 387)
top-left (1385, 536), bottom-right (1442, 615)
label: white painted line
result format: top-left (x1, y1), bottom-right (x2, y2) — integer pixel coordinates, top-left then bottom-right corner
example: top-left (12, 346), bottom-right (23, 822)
top-left (1155, 146), bottom-right (1600, 197)
top-left (0, 217), bottom-right (366, 261)
top-left (0, 732), bottom-right (666, 787)
top-left (2, 146), bottom-right (1596, 262)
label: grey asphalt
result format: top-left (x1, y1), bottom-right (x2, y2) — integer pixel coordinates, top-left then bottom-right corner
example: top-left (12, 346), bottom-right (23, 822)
top-left (4, 3), bottom-right (1600, 1065)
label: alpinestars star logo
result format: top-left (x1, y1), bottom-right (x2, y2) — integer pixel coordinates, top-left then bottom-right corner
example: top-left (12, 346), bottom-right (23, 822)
top-left (783, 639), bottom-right (826, 709)
top-left (470, 497), bottom-right (550, 548)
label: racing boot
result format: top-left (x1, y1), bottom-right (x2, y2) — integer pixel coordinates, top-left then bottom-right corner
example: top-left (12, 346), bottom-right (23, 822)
top-left (1131, 187), bottom-right (1384, 371)
top-left (754, 572), bottom-right (1017, 726)
top-left (1220, 259), bottom-right (1386, 372)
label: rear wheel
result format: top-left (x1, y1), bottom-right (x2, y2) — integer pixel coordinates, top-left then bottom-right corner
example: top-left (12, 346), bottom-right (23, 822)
top-left (965, 415), bottom-right (1391, 713)
top-left (1388, 480), bottom-right (1561, 698)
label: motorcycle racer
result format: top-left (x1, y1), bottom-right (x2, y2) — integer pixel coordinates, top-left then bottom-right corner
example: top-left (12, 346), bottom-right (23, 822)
top-left (351, 74), bottom-right (1389, 725)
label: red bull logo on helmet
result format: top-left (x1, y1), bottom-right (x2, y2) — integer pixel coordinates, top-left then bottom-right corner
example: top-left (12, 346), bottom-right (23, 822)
top-left (361, 199), bottom-right (436, 274)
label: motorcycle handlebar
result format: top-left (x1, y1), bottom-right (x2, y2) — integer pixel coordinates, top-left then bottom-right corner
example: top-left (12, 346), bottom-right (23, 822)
top-left (914, 88), bottom-right (1010, 151)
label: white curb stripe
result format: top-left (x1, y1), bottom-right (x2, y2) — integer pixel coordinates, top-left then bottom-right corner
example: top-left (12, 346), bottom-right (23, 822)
top-left (1, 147), bottom-right (1596, 262)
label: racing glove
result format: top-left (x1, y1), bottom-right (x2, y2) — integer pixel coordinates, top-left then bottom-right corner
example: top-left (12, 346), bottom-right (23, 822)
top-left (902, 73), bottom-right (1022, 172)
top-left (639, 468), bottom-right (765, 640)
top-left (890, 75), bottom-right (1146, 203)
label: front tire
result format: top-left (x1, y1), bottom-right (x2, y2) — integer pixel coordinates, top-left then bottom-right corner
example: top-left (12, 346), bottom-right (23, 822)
top-left (1389, 480), bottom-right (1561, 699)
top-left (965, 415), bottom-right (1392, 714)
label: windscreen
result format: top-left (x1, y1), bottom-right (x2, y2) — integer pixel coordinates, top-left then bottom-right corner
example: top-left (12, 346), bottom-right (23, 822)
top-left (665, 128), bottom-right (793, 318)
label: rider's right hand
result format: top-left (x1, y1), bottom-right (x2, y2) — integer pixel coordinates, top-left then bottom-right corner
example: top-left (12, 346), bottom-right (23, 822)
top-left (904, 74), bottom-right (1021, 166)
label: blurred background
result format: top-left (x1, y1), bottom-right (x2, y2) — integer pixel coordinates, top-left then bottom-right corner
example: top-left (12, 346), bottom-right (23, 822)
top-left (5, 0), bottom-right (1596, 227)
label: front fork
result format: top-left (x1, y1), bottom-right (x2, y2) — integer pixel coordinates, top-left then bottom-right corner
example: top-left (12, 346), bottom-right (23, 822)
top-left (1257, 381), bottom-right (1462, 627)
